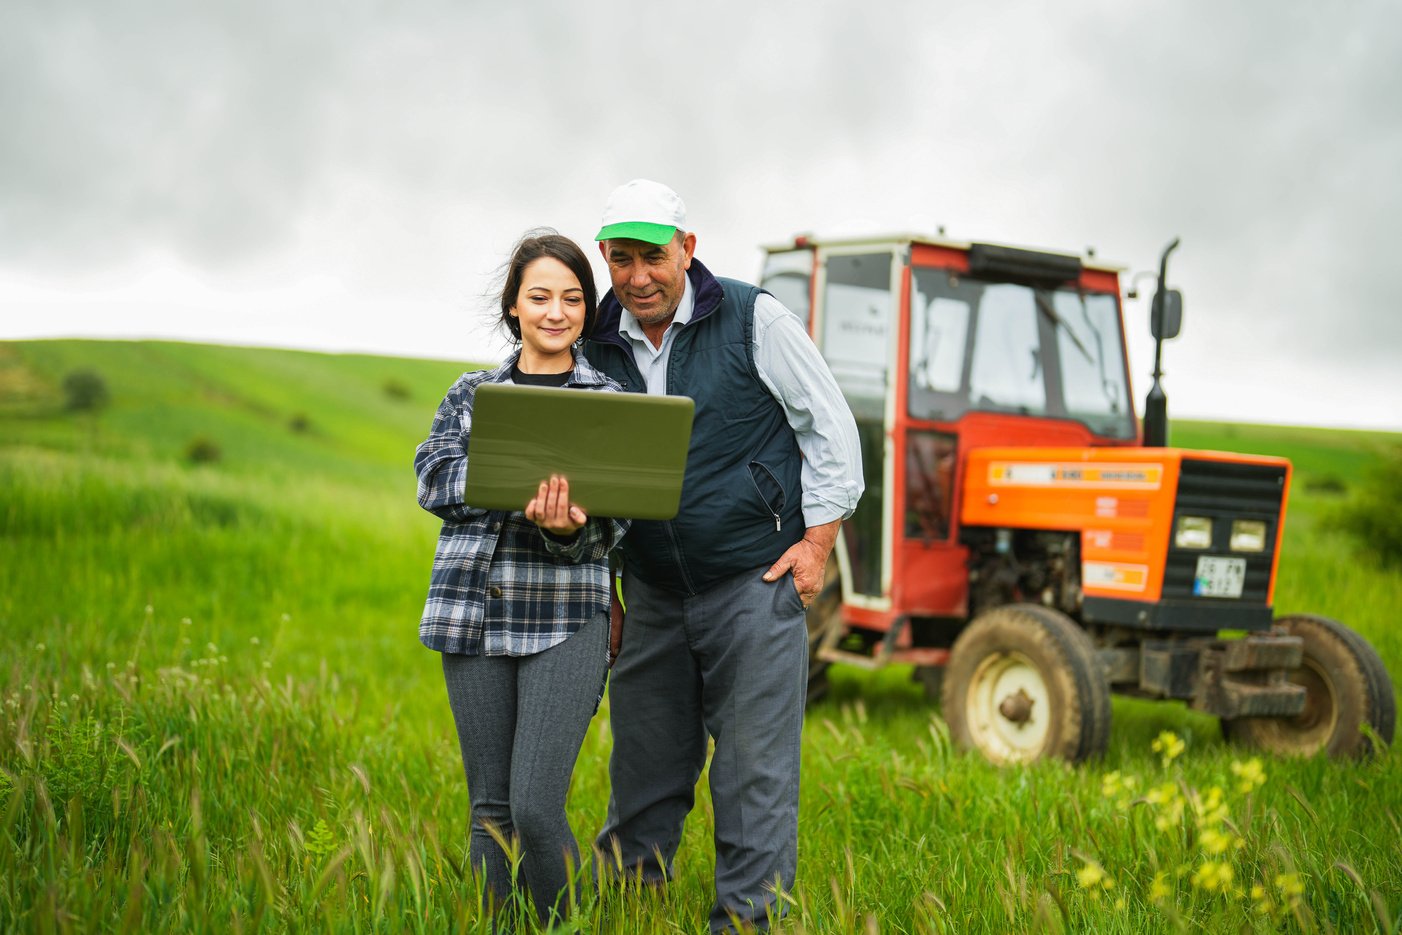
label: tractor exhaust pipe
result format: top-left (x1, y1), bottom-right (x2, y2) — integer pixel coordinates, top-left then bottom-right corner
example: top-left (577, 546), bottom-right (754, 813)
top-left (1143, 238), bottom-right (1182, 447)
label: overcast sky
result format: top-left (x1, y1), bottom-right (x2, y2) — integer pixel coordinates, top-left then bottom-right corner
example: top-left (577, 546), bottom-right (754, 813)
top-left (3, 0), bottom-right (1399, 430)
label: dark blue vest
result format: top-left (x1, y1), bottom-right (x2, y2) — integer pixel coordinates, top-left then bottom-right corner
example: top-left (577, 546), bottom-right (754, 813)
top-left (585, 259), bottom-right (805, 593)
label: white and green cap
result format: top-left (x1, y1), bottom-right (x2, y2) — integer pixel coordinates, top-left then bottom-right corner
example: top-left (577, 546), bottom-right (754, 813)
top-left (595, 179), bottom-right (687, 245)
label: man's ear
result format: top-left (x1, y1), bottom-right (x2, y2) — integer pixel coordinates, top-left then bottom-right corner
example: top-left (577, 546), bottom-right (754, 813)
top-left (598, 241), bottom-right (609, 261)
top-left (681, 232), bottom-right (697, 268)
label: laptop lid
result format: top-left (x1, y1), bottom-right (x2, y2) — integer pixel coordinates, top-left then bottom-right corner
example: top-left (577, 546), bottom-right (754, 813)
top-left (463, 382), bottom-right (694, 521)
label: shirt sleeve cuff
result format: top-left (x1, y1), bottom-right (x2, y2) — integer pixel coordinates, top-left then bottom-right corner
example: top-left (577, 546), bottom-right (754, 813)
top-left (802, 502), bottom-right (852, 528)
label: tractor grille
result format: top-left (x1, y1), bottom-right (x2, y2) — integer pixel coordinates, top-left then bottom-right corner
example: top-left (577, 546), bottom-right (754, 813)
top-left (1161, 458), bottom-right (1287, 604)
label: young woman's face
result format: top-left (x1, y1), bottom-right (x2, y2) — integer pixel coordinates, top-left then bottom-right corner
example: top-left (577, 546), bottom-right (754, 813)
top-left (510, 256), bottom-right (586, 371)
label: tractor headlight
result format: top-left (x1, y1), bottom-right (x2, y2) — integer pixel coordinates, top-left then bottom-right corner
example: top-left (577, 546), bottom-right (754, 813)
top-left (1230, 519), bottom-right (1267, 552)
top-left (1174, 515), bottom-right (1213, 549)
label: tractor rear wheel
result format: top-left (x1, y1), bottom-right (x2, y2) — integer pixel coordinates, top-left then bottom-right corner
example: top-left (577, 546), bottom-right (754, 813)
top-left (804, 563), bottom-right (844, 705)
top-left (942, 604), bottom-right (1110, 764)
top-left (1222, 614), bottom-right (1395, 758)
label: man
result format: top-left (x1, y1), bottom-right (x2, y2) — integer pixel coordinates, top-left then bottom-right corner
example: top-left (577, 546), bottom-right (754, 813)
top-left (585, 179), bottom-right (862, 931)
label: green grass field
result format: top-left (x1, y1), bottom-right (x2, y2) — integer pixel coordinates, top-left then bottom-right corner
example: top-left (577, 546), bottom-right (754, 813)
top-left (2, 339), bottom-right (1400, 933)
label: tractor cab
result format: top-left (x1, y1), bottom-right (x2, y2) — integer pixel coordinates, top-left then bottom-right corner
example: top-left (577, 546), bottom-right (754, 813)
top-left (761, 235), bottom-right (1136, 629)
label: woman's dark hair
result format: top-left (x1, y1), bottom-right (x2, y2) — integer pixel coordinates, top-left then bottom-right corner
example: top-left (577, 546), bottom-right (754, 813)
top-left (497, 228), bottom-right (598, 343)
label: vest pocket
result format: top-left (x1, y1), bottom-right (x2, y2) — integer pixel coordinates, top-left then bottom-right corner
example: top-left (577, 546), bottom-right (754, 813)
top-left (747, 460), bottom-right (787, 531)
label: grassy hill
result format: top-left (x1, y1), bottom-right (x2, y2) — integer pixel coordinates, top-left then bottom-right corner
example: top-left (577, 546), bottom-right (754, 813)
top-left (1, 338), bottom-right (471, 475)
top-left (2, 339), bottom-right (1399, 933)
top-left (1, 340), bottom-right (479, 703)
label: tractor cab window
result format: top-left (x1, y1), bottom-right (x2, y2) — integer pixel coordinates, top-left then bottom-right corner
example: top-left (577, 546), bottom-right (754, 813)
top-left (821, 253), bottom-right (891, 421)
top-left (909, 267), bottom-right (1134, 439)
top-left (910, 296), bottom-right (968, 394)
top-left (821, 251), bottom-right (895, 600)
top-left (1053, 290), bottom-right (1128, 427)
top-left (969, 285), bottom-right (1046, 413)
top-left (759, 249), bottom-right (813, 329)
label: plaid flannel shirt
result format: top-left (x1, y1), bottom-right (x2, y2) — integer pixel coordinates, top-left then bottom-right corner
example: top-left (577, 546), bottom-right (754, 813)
top-left (415, 352), bottom-right (629, 656)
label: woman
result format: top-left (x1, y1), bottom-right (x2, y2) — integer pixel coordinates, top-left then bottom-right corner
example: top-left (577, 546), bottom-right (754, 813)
top-left (414, 230), bottom-right (626, 925)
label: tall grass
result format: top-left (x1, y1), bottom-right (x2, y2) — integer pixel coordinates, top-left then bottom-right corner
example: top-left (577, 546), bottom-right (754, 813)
top-left (2, 341), bottom-right (1400, 932)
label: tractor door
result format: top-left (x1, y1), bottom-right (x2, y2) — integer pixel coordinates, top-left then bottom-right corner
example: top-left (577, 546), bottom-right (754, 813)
top-left (817, 249), bottom-right (898, 608)
top-left (760, 245), bottom-right (903, 614)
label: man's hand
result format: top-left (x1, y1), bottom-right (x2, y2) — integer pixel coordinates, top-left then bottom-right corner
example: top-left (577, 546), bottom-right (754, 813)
top-left (524, 475), bottom-right (588, 536)
top-left (762, 519), bottom-right (841, 607)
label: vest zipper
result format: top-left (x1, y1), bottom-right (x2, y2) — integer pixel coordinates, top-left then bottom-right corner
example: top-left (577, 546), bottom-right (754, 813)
top-left (662, 520), bottom-right (696, 593)
top-left (747, 461), bottom-right (784, 533)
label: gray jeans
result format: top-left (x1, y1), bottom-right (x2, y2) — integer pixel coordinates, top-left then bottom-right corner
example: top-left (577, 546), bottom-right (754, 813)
top-left (596, 566), bottom-right (807, 932)
top-left (442, 611), bottom-right (608, 925)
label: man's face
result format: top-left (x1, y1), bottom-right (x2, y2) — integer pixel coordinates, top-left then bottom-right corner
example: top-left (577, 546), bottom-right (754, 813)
top-left (601, 232), bottom-right (696, 325)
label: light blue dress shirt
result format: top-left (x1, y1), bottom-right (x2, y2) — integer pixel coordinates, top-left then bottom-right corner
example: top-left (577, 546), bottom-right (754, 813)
top-left (616, 276), bottom-right (864, 528)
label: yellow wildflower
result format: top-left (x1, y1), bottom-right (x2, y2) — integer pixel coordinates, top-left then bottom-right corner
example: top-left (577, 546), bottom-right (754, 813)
top-left (1149, 871), bottom-right (1171, 904)
top-left (1076, 860), bottom-right (1105, 889)
top-left (1230, 757), bottom-right (1267, 794)
top-left (1191, 860), bottom-right (1234, 892)
top-left (1151, 730), bottom-right (1185, 766)
top-left (1251, 883), bottom-right (1274, 916)
top-left (1275, 872), bottom-right (1304, 908)
top-left (1076, 858), bottom-right (1116, 901)
top-left (1145, 782), bottom-right (1175, 805)
top-left (1101, 770), bottom-right (1140, 809)
top-left (1146, 782), bottom-right (1185, 831)
top-left (1195, 786), bottom-right (1230, 827)
top-left (1198, 827), bottom-right (1238, 855)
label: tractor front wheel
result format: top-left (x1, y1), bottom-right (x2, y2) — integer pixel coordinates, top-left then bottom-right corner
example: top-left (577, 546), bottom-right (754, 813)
top-left (1222, 614), bottom-right (1395, 758)
top-left (942, 604), bottom-right (1110, 764)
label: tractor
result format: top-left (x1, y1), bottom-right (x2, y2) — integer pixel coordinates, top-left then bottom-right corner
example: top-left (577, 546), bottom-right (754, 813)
top-left (759, 233), bottom-right (1395, 763)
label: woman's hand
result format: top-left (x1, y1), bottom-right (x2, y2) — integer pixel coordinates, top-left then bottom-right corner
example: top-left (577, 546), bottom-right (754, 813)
top-left (524, 474), bottom-right (588, 536)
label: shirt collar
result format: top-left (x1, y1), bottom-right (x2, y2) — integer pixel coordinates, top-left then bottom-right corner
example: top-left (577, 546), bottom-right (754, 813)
top-left (619, 274), bottom-right (694, 343)
top-left (489, 348), bottom-right (610, 387)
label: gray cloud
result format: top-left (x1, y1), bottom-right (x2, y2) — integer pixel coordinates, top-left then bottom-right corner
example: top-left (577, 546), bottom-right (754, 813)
top-left (2, 0), bottom-right (1400, 427)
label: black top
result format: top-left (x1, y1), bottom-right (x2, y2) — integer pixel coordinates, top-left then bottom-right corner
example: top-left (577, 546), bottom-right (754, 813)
top-left (511, 363), bottom-right (571, 387)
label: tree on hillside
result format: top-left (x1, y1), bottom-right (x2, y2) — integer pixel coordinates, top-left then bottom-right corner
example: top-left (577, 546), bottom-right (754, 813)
top-left (62, 369), bottom-right (110, 411)
top-left (1334, 446), bottom-right (1402, 569)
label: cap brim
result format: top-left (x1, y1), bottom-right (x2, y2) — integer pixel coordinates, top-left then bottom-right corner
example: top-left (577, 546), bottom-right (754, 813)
top-left (595, 221), bottom-right (677, 245)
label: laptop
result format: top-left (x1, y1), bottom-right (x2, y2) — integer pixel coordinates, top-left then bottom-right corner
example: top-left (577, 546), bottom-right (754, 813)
top-left (463, 382), bottom-right (694, 520)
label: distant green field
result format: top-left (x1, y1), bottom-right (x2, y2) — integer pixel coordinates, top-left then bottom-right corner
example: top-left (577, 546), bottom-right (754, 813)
top-left (2, 339), bottom-right (1399, 933)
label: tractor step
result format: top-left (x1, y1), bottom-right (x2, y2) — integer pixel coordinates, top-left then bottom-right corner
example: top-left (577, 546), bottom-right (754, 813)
top-left (1199, 633), bottom-right (1307, 718)
top-left (1201, 678), bottom-right (1307, 719)
top-left (1123, 633), bottom-right (1309, 719)
top-left (1221, 634), bottom-right (1303, 672)
top-left (816, 646), bottom-right (951, 669)
top-left (817, 648), bottom-right (886, 670)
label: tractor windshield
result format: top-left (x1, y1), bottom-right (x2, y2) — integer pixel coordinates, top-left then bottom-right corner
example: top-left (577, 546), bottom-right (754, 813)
top-left (908, 267), bottom-right (1135, 439)
top-left (759, 248), bottom-right (813, 329)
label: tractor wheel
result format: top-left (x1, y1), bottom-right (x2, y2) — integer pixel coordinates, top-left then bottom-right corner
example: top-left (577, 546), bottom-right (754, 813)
top-left (942, 604), bottom-right (1111, 764)
top-left (804, 571), bottom-right (844, 705)
top-left (1222, 615), bottom-right (1396, 758)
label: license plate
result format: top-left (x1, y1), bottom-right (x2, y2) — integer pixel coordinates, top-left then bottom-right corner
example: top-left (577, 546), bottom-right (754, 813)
top-left (1193, 556), bottom-right (1246, 598)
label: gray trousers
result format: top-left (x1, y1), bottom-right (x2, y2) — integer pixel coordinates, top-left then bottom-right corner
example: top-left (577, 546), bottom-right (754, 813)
top-left (442, 612), bottom-right (608, 925)
top-left (596, 566), bottom-right (807, 932)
